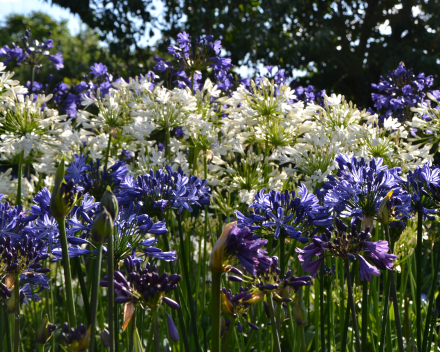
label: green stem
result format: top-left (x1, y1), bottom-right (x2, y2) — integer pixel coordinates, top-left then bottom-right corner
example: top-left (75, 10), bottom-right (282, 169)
top-left (90, 244), bottom-right (103, 352)
top-left (16, 150), bottom-right (24, 206)
top-left (108, 229), bottom-right (116, 352)
top-left (57, 217), bottom-right (76, 325)
top-left (202, 154), bottom-right (208, 312)
top-left (73, 258), bottom-right (90, 324)
top-left (211, 271), bottom-right (222, 352)
top-left (128, 308), bottom-right (136, 352)
top-left (162, 233), bottom-right (190, 352)
top-left (266, 293), bottom-right (281, 352)
top-left (104, 132), bottom-right (113, 170)
top-left (345, 260), bottom-right (361, 352)
top-left (320, 265), bottom-right (325, 352)
top-left (115, 304), bottom-right (120, 352)
top-left (421, 241), bottom-right (440, 352)
top-left (37, 344), bottom-right (45, 352)
top-left (379, 269), bottom-right (391, 352)
top-left (384, 225), bottom-right (404, 352)
top-left (13, 272), bottom-right (19, 352)
top-left (416, 210), bottom-right (423, 351)
top-left (279, 234), bottom-right (285, 277)
top-left (0, 305), bottom-right (3, 352)
top-left (177, 215), bottom-right (202, 352)
top-left (153, 309), bottom-right (160, 352)
top-left (362, 280), bottom-right (368, 351)
top-left (314, 272), bottom-right (320, 351)
top-left (4, 309), bottom-right (10, 352)
top-left (30, 65), bottom-right (35, 96)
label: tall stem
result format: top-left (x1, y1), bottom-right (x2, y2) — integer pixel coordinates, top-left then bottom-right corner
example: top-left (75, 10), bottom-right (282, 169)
top-left (320, 265), bottom-right (325, 352)
top-left (345, 260), bottom-right (361, 352)
top-left (73, 258), bottom-right (90, 324)
top-left (379, 270), bottom-right (391, 352)
top-left (30, 65), bottom-right (35, 95)
top-left (384, 225), bottom-right (404, 352)
top-left (90, 244), bottom-right (103, 352)
top-left (202, 154), bottom-right (208, 311)
top-left (153, 309), bottom-right (160, 352)
top-left (128, 308), bottom-right (136, 352)
top-left (361, 280), bottom-right (368, 351)
top-left (57, 217), bottom-right (76, 325)
top-left (177, 215), bottom-right (202, 352)
top-left (416, 210), bottom-right (423, 351)
top-left (421, 241), bottom-right (440, 352)
top-left (13, 272), bottom-right (19, 352)
top-left (16, 151), bottom-right (24, 206)
top-left (266, 293), bottom-right (281, 352)
top-left (104, 133), bottom-right (113, 170)
top-left (108, 229), bottom-right (116, 352)
top-left (211, 271), bottom-right (222, 352)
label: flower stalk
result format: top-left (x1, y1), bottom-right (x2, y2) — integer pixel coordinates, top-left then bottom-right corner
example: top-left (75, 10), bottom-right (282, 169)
top-left (345, 260), bottom-right (361, 352)
top-left (13, 272), bottom-right (19, 352)
top-left (211, 271), bottom-right (222, 352)
top-left (266, 293), bottom-right (281, 352)
top-left (89, 243), bottom-right (103, 352)
top-left (416, 210), bottom-right (423, 351)
top-left (15, 151), bottom-right (24, 206)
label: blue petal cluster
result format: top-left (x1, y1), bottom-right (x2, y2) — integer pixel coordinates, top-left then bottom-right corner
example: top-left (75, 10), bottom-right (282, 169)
top-left (237, 185), bottom-right (332, 243)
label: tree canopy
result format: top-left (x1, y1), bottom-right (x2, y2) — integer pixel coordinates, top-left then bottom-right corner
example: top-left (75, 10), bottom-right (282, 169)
top-left (43, 0), bottom-right (440, 107)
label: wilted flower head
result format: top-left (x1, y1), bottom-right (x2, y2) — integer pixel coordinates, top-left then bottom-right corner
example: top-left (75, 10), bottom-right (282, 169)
top-left (239, 184), bottom-right (332, 243)
top-left (296, 218), bottom-right (397, 281)
top-left (61, 323), bottom-right (90, 352)
top-left (220, 286), bottom-right (261, 333)
top-left (36, 314), bottom-right (56, 345)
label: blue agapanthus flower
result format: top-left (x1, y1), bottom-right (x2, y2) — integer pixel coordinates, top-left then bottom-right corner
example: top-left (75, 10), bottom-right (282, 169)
top-left (66, 154), bottom-right (128, 200)
top-left (323, 154), bottom-right (412, 226)
top-left (237, 184), bottom-right (332, 243)
top-left (296, 218), bottom-right (397, 281)
top-left (399, 163), bottom-right (440, 220)
top-left (371, 62), bottom-right (439, 123)
top-left (116, 165), bottom-right (211, 216)
top-left (25, 188), bottom-right (99, 260)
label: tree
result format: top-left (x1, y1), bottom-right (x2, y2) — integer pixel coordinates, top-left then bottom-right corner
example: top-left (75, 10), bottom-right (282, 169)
top-left (0, 11), bottom-right (157, 84)
top-left (157, 0), bottom-right (440, 107)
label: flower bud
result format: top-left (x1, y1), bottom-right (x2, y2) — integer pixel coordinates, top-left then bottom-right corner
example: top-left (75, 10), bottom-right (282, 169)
top-left (378, 190), bottom-right (393, 225)
top-left (209, 221), bottom-right (236, 272)
top-left (221, 291), bottom-right (234, 315)
top-left (50, 155), bottom-right (76, 220)
top-left (100, 329), bottom-right (111, 348)
top-left (36, 314), bottom-right (56, 345)
top-left (91, 207), bottom-right (113, 245)
top-left (100, 188), bottom-right (118, 221)
top-left (166, 314), bottom-right (179, 342)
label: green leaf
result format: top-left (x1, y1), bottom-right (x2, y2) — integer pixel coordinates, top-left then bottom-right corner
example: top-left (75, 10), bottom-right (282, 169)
top-left (134, 327), bottom-right (145, 352)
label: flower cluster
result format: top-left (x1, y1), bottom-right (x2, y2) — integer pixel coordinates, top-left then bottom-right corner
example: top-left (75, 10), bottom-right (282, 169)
top-left (237, 185), bottom-right (332, 243)
top-left (296, 218), bottom-right (397, 281)
top-left (371, 62), bottom-right (439, 123)
top-left (117, 165), bottom-right (211, 215)
top-left (323, 154), bottom-right (411, 227)
top-left (61, 323), bottom-right (90, 352)
top-left (0, 29), bottom-right (64, 70)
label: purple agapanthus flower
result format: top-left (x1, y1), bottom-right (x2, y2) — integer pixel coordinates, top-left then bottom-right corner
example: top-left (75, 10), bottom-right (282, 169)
top-left (296, 218), bottom-right (397, 281)
top-left (116, 165), bottom-right (211, 216)
top-left (399, 163), bottom-right (440, 220)
top-left (238, 184), bottom-right (332, 243)
top-left (223, 224), bottom-right (271, 275)
top-left (90, 63), bottom-right (108, 77)
top-left (323, 154), bottom-right (412, 226)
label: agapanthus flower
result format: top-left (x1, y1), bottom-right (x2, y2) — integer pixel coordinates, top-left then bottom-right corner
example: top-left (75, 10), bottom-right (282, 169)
top-left (116, 165), bottom-right (211, 216)
top-left (238, 185), bottom-right (332, 243)
top-left (154, 32), bottom-right (232, 92)
top-left (323, 154), bottom-right (411, 227)
top-left (399, 163), bottom-right (440, 220)
top-left (61, 323), bottom-right (90, 352)
top-left (0, 29), bottom-right (64, 71)
top-left (371, 62), bottom-right (437, 123)
top-left (221, 285), bottom-right (261, 333)
top-left (209, 222), bottom-right (271, 275)
top-left (66, 154), bottom-right (128, 200)
top-left (229, 256), bottom-right (312, 299)
top-left (100, 256), bottom-right (180, 340)
top-left (296, 218), bottom-right (397, 281)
